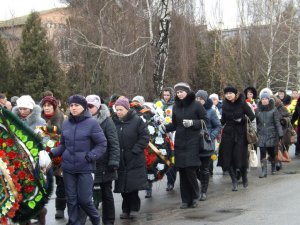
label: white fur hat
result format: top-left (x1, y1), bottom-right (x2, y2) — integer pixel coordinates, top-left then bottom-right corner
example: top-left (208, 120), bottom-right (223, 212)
top-left (16, 95), bottom-right (35, 110)
top-left (259, 88), bottom-right (273, 99)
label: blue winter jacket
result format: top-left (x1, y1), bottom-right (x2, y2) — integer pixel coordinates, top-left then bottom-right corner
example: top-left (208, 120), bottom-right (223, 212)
top-left (52, 110), bottom-right (107, 174)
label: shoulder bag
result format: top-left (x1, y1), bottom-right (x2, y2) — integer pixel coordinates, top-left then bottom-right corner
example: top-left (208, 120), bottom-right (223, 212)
top-left (245, 115), bottom-right (257, 144)
top-left (199, 120), bottom-right (214, 152)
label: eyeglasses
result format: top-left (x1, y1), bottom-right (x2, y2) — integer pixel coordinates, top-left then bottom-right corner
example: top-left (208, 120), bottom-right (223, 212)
top-left (88, 104), bottom-right (95, 109)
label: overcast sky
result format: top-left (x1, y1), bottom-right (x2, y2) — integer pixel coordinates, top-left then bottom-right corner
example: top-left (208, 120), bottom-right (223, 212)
top-left (0, 0), bottom-right (238, 28)
top-left (0, 0), bottom-right (66, 21)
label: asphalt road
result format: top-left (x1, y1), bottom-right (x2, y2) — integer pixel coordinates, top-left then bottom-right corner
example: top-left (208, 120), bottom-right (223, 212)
top-left (42, 145), bottom-right (300, 225)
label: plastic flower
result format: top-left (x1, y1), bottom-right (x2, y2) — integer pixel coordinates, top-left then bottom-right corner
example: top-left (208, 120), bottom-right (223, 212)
top-left (18, 170), bottom-right (26, 180)
top-left (13, 160), bottom-right (21, 169)
top-left (7, 151), bottom-right (17, 160)
top-left (1, 216), bottom-right (8, 225)
top-left (6, 138), bottom-right (14, 147)
top-left (7, 209), bottom-right (15, 218)
top-left (25, 185), bottom-right (35, 193)
top-left (0, 150), bottom-right (5, 158)
top-left (165, 108), bottom-right (172, 116)
top-left (155, 101), bottom-right (163, 108)
top-left (165, 116), bottom-right (172, 124)
top-left (5, 201), bottom-right (12, 210)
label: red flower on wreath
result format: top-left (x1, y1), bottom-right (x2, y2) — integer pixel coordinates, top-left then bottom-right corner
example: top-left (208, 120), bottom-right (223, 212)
top-left (14, 160), bottom-right (21, 169)
top-left (18, 170), bottom-right (26, 180)
top-left (7, 166), bottom-right (14, 174)
top-left (25, 185), bottom-right (35, 193)
top-left (144, 148), bottom-right (156, 169)
top-left (1, 216), bottom-right (8, 225)
top-left (12, 202), bottom-right (20, 211)
top-left (15, 183), bottom-right (22, 192)
top-left (17, 194), bottom-right (23, 201)
top-left (0, 138), bottom-right (4, 145)
top-left (6, 138), bottom-right (14, 147)
top-left (28, 173), bottom-right (34, 182)
top-left (0, 149), bottom-right (5, 158)
top-left (7, 151), bottom-right (17, 160)
top-left (7, 209), bottom-right (15, 218)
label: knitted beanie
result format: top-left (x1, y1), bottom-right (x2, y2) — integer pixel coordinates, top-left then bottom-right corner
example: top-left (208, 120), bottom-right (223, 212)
top-left (209, 93), bottom-right (219, 101)
top-left (86, 95), bottom-right (101, 109)
top-left (174, 82), bottom-right (191, 93)
top-left (41, 96), bottom-right (58, 110)
top-left (68, 95), bottom-right (87, 110)
top-left (16, 95), bottom-right (35, 110)
top-left (132, 96), bottom-right (145, 105)
top-left (115, 98), bottom-right (130, 110)
top-left (260, 92), bottom-right (270, 100)
top-left (195, 90), bottom-right (208, 101)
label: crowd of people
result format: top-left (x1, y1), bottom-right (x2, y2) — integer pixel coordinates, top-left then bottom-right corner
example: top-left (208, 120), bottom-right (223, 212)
top-left (0, 84), bottom-right (299, 225)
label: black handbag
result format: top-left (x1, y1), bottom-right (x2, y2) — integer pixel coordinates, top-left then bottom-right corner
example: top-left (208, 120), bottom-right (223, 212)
top-left (199, 120), bottom-right (214, 152)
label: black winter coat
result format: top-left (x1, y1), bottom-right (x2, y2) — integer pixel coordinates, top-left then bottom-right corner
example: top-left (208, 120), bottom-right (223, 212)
top-left (94, 104), bottom-right (120, 184)
top-left (256, 100), bottom-right (283, 147)
top-left (218, 94), bottom-right (255, 170)
top-left (113, 110), bottom-right (149, 193)
top-left (165, 92), bottom-right (208, 168)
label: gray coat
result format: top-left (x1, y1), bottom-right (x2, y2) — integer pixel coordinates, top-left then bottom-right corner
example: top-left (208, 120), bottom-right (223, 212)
top-left (256, 99), bottom-right (283, 147)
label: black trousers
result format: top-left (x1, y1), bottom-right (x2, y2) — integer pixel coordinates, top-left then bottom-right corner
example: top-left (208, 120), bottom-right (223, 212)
top-left (100, 181), bottom-right (115, 224)
top-left (121, 191), bottom-right (140, 213)
top-left (178, 167), bottom-right (199, 204)
top-left (260, 147), bottom-right (276, 161)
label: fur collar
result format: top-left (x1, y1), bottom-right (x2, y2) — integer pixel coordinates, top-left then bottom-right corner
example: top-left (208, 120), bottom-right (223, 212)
top-left (175, 92), bottom-right (196, 108)
top-left (223, 93), bottom-right (244, 106)
top-left (12, 105), bottom-right (45, 128)
top-left (257, 98), bottom-right (275, 111)
top-left (95, 104), bottom-right (110, 124)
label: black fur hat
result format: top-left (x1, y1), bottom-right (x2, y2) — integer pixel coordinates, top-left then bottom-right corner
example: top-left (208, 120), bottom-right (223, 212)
top-left (244, 86), bottom-right (257, 99)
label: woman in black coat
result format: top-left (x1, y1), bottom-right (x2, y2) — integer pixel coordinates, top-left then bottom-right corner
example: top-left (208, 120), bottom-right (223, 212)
top-left (218, 87), bottom-right (255, 191)
top-left (165, 82), bottom-right (208, 209)
top-left (86, 95), bottom-right (120, 225)
top-left (256, 92), bottom-right (283, 178)
top-left (113, 98), bottom-right (149, 220)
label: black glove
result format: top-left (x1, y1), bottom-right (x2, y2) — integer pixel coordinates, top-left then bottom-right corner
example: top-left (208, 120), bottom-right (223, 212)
top-left (108, 165), bottom-right (118, 172)
top-left (280, 119), bottom-right (286, 126)
top-left (48, 151), bottom-right (53, 159)
top-left (85, 154), bottom-right (92, 162)
top-left (279, 136), bottom-right (283, 141)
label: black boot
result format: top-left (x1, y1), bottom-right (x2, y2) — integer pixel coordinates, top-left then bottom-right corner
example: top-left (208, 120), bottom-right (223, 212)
top-left (228, 167), bottom-right (238, 191)
top-left (199, 169), bottom-right (210, 201)
top-left (259, 159), bottom-right (267, 178)
top-left (55, 198), bottom-right (66, 219)
top-left (93, 184), bottom-right (102, 209)
top-left (240, 167), bottom-right (248, 188)
top-left (271, 161), bottom-right (276, 175)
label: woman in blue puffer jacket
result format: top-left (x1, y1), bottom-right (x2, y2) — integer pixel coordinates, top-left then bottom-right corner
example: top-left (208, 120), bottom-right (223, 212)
top-left (51, 95), bottom-right (107, 225)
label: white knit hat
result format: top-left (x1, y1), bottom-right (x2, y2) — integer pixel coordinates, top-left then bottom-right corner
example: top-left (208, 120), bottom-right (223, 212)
top-left (86, 95), bottom-right (101, 109)
top-left (132, 96), bottom-right (145, 105)
top-left (16, 95), bottom-right (35, 110)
